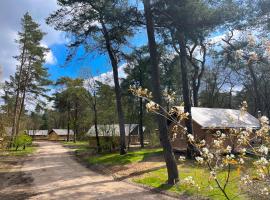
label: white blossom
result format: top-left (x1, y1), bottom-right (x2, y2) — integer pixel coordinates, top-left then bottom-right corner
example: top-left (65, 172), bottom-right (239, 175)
top-left (226, 145), bottom-right (232, 153)
top-left (187, 134), bottom-right (194, 142)
top-left (258, 145), bottom-right (269, 155)
top-left (179, 156), bottom-right (186, 162)
top-left (195, 156), bottom-right (204, 164)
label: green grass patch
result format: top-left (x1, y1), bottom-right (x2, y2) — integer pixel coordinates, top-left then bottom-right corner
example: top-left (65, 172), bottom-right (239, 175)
top-left (87, 148), bottom-right (162, 166)
top-left (0, 146), bottom-right (36, 156)
top-left (133, 162), bottom-right (247, 200)
top-left (62, 141), bottom-right (93, 153)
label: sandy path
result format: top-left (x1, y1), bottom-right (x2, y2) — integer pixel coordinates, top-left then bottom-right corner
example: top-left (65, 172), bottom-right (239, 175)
top-left (17, 141), bottom-right (176, 200)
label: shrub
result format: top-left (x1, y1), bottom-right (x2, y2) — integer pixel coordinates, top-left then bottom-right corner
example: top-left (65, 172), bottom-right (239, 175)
top-left (14, 133), bottom-right (32, 150)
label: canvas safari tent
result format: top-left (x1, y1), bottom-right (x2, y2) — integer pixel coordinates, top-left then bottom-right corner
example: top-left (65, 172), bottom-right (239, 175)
top-left (168, 107), bottom-right (260, 151)
top-left (27, 130), bottom-right (48, 140)
top-left (86, 124), bottom-right (145, 145)
top-left (48, 129), bottom-right (74, 141)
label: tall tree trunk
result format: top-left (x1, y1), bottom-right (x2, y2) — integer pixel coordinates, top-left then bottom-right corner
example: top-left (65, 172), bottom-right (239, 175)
top-left (143, 0), bottom-right (179, 185)
top-left (248, 63), bottom-right (261, 113)
top-left (67, 102), bottom-right (70, 142)
top-left (177, 32), bottom-right (194, 159)
top-left (11, 36), bottom-right (27, 146)
top-left (101, 21), bottom-right (126, 155)
top-left (139, 97), bottom-right (144, 148)
top-left (73, 100), bottom-right (78, 143)
top-left (139, 67), bottom-right (144, 148)
top-left (15, 90), bottom-right (26, 136)
top-left (93, 94), bottom-right (101, 152)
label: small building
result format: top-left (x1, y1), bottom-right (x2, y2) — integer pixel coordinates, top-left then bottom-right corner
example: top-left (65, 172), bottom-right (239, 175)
top-left (27, 130), bottom-right (48, 140)
top-left (86, 124), bottom-right (144, 145)
top-left (48, 129), bottom-right (74, 141)
top-left (168, 107), bottom-right (260, 151)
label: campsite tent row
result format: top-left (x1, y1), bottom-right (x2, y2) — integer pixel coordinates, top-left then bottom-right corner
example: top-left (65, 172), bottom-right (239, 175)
top-left (2, 107), bottom-right (261, 148)
top-left (3, 128), bottom-right (74, 141)
top-left (27, 129), bottom-right (74, 140)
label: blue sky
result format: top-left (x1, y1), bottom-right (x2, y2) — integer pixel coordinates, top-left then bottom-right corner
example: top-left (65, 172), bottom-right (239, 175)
top-left (46, 28), bottom-right (148, 82)
top-left (0, 0), bottom-right (147, 84)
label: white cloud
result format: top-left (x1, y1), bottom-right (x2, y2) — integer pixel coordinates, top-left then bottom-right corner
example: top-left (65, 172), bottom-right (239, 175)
top-left (45, 50), bottom-right (57, 65)
top-left (0, 0), bottom-right (64, 81)
top-left (85, 63), bottom-right (127, 87)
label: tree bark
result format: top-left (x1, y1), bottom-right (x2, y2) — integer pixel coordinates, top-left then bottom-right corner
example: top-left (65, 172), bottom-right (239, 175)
top-left (67, 102), bottom-right (70, 142)
top-left (93, 93), bottom-right (101, 152)
top-left (139, 97), bottom-right (144, 148)
top-left (177, 32), bottom-right (194, 159)
top-left (143, 0), bottom-right (179, 185)
top-left (247, 63), bottom-right (261, 113)
top-left (101, 21), bottom-right (126, 155)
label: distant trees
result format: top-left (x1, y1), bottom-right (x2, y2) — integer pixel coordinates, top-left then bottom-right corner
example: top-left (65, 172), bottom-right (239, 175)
top-left (4, 13), bottom-right (50, 145)
top-left (54, 77), bottom-right (89, 142)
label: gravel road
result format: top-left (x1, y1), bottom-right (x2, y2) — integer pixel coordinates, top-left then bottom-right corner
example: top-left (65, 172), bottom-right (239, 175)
top-left (6, 141), bottom-right (177, 200)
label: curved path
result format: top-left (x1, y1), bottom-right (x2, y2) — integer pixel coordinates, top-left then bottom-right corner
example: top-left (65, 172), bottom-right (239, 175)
top-left (20, 141), bottom-right (176, 200)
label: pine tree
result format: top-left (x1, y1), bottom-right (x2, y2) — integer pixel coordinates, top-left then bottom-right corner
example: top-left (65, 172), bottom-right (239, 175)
top-left (5, 13), bottom-right (50, 145)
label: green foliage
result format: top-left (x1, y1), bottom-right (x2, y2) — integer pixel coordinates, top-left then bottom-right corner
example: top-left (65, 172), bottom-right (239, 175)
top-left (13, 133), bottom-right (32, 150)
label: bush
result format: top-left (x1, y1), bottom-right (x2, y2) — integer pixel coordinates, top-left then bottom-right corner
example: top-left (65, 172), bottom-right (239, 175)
top-left (14, 133), bottom-right (32, 150)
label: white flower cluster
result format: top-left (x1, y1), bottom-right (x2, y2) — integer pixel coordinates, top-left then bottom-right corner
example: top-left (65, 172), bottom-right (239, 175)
top-left (258, 145), bottom-right (269, 155)
top-left (240, 175), bottom-right (252, 185)
top-left (145, 101), bottom-right (159, 112)
top-left (181, 176), bottom-right (195, 186)
top-left (187, 134), bottom-right (194, 142)
top-left (254, 157), bottom-right (269, 166)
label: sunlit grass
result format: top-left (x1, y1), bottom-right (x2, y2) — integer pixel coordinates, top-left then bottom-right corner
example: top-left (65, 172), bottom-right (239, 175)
top-left (0, 146), bottom-right (36, 156)
top-left (133, 161), bottom-right (248, 200)
top-left (87, 148), bottom-right (163, 166)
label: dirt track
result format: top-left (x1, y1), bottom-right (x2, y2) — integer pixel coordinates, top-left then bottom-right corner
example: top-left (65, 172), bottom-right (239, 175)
top-left (0, 141), bottom-right (177, 200)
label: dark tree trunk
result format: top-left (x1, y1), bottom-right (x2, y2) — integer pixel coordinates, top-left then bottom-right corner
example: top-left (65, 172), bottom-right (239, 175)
top-left (248, 63), bottom-right (261, 113)
top-left (73, 101), bottom-right (78, 143)
top-left (101, 21), bottom-right (126, 155)
top-left (177, 32), bottom-right (194, 159)
top-left (67, 103), bottom-right (70, 142)
top-left (139, 97), bottom-right (144, 148)
top-left (93, 95), bottom-right (101, 152)
top-left (143, 0), bottom-right (179, 185)
top-left (15, 90), bottom-right (26, 136)
top-left (11, 34), bottom-right (27, 147)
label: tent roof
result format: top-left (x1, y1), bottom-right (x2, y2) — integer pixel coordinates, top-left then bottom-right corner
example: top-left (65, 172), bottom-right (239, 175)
top-left (86, 124), bottom-right (144, 137)
top-left (178, 107), bottom-right (260, 129)
top-left (49, 129), bottom-right (74, 135)
top-left (27, 130), bottom-right (48, 136)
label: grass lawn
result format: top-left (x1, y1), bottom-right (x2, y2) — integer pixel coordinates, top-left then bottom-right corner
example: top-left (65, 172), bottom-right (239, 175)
top-left (0, 146), bottom-right (36, 156)
top-left (86, 148), bottom-right (163, 166)
top-left (133, 162), bottom-right (248, 200)
top-left (62, 141), bottom-right (93, 153)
